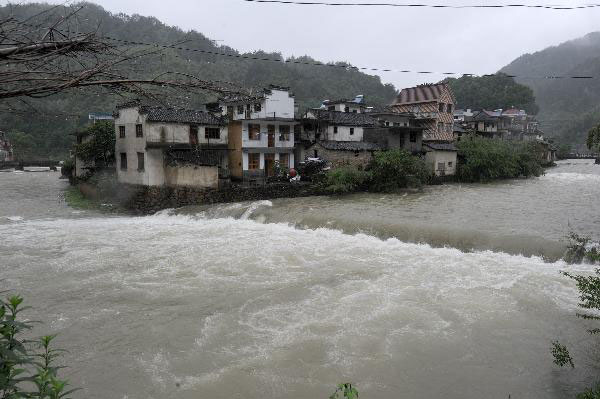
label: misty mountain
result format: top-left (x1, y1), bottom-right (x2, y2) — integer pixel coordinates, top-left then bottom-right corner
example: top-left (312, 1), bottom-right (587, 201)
top-left (0, 2), bottom-right (397, 159)
top-left (501, 32), bottom-right (600, 148)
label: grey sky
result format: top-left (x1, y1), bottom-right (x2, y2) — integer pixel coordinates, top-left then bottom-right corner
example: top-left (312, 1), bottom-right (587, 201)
top-left (10, 0), bottom-right (600, 90)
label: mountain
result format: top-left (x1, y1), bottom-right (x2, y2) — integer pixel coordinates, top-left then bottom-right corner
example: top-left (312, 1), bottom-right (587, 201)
top-left (0, 2), bottom-right (397, 160)
top-left (501, 32), bottom-right (600, 149)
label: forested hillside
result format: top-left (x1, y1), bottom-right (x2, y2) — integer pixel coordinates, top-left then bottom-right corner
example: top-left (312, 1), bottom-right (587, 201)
top-left (0, 2), bottom-right (396, 159)
top-left (501, 32), bottom-right (600, 149)
top-left (444, 74), bottom-right (539, 115)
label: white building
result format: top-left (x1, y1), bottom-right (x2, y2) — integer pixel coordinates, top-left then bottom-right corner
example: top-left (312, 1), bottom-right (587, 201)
top-left (114, 102), bottom-right (228, 188)
top-left (220, 85), bottom-right (296, 182)
top-left (423, 142), bottom-right (458, 177)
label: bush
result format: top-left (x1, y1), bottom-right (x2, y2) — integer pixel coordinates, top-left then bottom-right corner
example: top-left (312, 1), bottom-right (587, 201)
top-left (456, 135), bottom-right (544, 182)
top-left (322, 166), bottom-right (371, 194)
top-left (1, 294), bottom-right (76, 399)
top-left (368, 149), bottom-right (431, 191)
top-left (564, 233), bottom-right (600, 264)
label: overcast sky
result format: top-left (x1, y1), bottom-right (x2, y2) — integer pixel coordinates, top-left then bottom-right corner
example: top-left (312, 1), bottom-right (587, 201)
top-left (8, 0), bottom-right (600, 89)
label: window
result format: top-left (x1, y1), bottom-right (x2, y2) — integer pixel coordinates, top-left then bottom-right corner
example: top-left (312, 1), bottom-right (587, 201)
top-left (120, 153), bottom-right (127, 170)
top-left (448, 161), bottom-right (453, 167)
top-left (350, 127), bottom-right (354, 135)
top-left (438, 103), bottom-right (444, 113)
top-left (447, 104), bottom-right (453, 113)
top-left (279, 125), bottom-right (290, 141)
top-left (385, 121), bottom-right (390, 127)
top-left (135, 124), bottom-right (143, 138)
top-left (344, 106), bottom-right (349, 113)
top-left (279, 153), bottom-right (289, 168)
top-left (205, 127), bottom-right (220, 140)
top-left (248, 124), bottom-right (261, 140)
top-left (137, 152), bottom-right (145, 172)
top-left (333, 126), bottom-right (338, 134)
top-left (393, 122), bottom-right (400, 127)
top-left (119, 125), bottom-right (125, 138)
top-left (352, 110), bottom-right (357, 113)
top-left (237, 105), bottom-right (244, 115)
top-left (248, 153), bottom-right (260, 170)
top-left (328, 106), bottom-right (335, 111)
top-left (189, 125), bottom-right (198, 145)
top-left (438, 122), bottom-right (444, 132)
top-left (410, 132), bottom-right (417, 143)
top-left (254, 103), bottom-right (261, 112)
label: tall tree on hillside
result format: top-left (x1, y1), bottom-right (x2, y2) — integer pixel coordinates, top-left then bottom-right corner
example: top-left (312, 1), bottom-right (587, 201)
top-left (445, 73), bottom-right (539, 114)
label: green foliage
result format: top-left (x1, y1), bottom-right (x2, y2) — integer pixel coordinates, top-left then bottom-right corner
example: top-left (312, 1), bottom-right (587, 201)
top-left (456, 135), bottom-right (544, 182)
top-left (368, 149), bottom-right (431, 191)
top-left (73, 121), bottom-right (115, 168)
top-left (564, 233), bottom-right (600, 265)
top-left (330, 383), bottom-right (358, 399)
top-left (0, 3), bottom-right (397, 160)
top-left (5, 131), bottom-right (36, 161)
top-left (445, 73), bottom-right (539, 115)
top-left (557, 144), bottom-right (572, 159)
top-left (587, 125), bottom-right (600, 152)
top-left (551, 341), bottom-right (574, 368)
top-left (60, 159), bottom-right (74, 179)
top-left (322, 167), bottom-right (371, 194)
top-left (577, 386), bottom-right (600, 399)
top-left (0, 294), bottom-right (76, 399)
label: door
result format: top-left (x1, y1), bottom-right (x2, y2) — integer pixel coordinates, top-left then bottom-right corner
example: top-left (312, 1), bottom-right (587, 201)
top-left (264, 154), bottom-right (275, 177)
top-left (267, 125), bottom-right (275, 148)
top-left (437, 162), bottom-right (446, 176)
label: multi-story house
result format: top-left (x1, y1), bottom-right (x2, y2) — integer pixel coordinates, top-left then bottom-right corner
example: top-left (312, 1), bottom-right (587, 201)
top-left (364, 107), bottom-right (424, 154)
top-left (114, 101), bottom-right (229, 188)
top-left (220, 85), bottom-right (297, 183)
top-left (0, 130), bottom-right (14, 162)
top-left (391, 83), bottom-right (456, 142)
top-left (466, 110), bottom-right (511, 139)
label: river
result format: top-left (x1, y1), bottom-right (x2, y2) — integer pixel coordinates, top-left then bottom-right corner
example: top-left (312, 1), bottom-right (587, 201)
top-left (1, 160), bottom-right (599, 399)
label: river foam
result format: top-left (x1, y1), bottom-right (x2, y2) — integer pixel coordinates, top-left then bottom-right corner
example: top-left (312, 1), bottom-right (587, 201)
top-left (1, 214), bottom-right (597, 399)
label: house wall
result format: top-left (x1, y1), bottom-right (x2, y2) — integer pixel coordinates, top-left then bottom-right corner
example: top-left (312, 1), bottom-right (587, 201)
top-left (164, 165), bottom-right (219, 189)
top-left (327, 103), bottom-right (363, 113)
top-left (226, 89), bottom-right (295, 121)
top-left (228, 121), bottom-right (243, 179)
top-left (425, 150), bottom-right (457, 176)
top-left (307, 143), bottom-right (373, 168)
top-left (241, 120), bottom-right (295, 149)
top-left (326, 125), bottom-right (363, 141)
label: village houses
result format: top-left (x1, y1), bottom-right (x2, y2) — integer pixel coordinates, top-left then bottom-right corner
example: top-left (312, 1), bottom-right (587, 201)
top-left (0, 130), bottom-right (13, 162)
top-left (391, 83), bottom-right (458, 177)
top-left (113, 101), bottom-right (228, 188)
top-left (220, 85), bottom-right (296, 183)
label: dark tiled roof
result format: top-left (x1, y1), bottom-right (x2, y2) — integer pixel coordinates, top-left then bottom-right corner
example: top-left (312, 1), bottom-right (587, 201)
top-left (395, 83), bottom-right (455, 105)
top-left (424, 142), bottom-right (457, 151)
top-left (313, 110), bottom-right (375, 127)
top-left (140, 106), bottom-right (225, 126)
top-left (317, 140), bottom-right (385, 151)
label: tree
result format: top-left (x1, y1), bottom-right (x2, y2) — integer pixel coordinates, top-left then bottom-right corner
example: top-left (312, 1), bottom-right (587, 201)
top-left (587, 124), bottom-right (600, 152)
top-left (5, 131), bottom-right (36, 161)
top-left (445, 74), bottom-right (539, 115)
top-left (368, 149), bottom-right (431, 191)
top-left (73, 121), bottom-right (115, 168)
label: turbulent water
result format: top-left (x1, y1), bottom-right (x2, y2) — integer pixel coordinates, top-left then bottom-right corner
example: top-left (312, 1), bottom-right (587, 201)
top-left (1, 160), bottom-right (599, 399)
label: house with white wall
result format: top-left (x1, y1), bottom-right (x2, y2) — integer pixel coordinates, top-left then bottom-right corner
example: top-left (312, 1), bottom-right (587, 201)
top-left (114, 102), bottom-right (228, 189)
top-left (220, 85), bottom-right (296, 183)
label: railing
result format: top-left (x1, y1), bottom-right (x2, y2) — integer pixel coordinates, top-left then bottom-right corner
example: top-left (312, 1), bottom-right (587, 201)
top-left (413, 112), bottom-right (438, 119)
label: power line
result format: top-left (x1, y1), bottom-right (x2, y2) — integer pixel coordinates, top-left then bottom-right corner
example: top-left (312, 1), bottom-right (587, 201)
top-left (242, 0), bottom-right (600, 10)
top-left (103, 36), bottom-right (596, 80)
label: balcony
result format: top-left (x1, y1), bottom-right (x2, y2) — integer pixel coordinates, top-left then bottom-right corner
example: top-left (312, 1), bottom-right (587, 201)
top-left (413, 112), bottom-right (438, 120)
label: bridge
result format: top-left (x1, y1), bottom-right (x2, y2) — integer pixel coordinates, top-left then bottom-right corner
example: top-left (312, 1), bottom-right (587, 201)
top-left (0, 160), bottom-right (61, 170)
top-left (565, 153), bottom-right (599, 160)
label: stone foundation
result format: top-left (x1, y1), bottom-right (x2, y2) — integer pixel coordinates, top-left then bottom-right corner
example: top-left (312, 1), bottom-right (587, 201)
top-left (111, 182), bottom-right (325, 215)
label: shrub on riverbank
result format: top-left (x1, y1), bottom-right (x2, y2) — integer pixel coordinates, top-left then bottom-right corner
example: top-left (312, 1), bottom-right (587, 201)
top-left (456, 135), bottom-right (544, 182)
top-left (322, 166), bottom-right (371, 194)
top-left (368, 149), bottom-right (431, 191)
top-left (322, 150), bottom-right (430, 194)
top-left (1, 295), bottom-right (76, 399)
